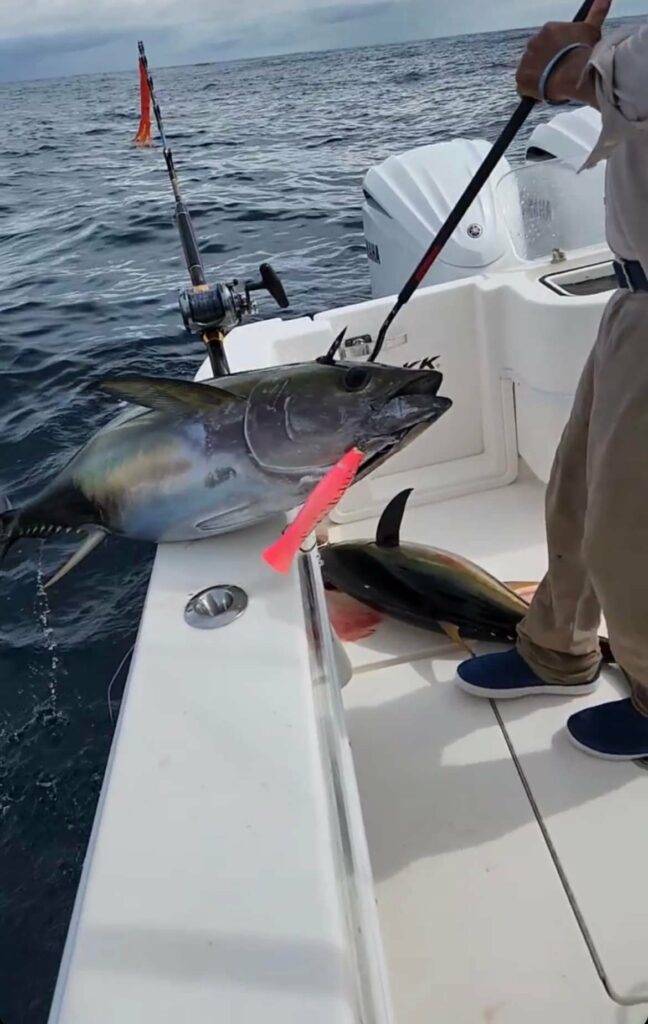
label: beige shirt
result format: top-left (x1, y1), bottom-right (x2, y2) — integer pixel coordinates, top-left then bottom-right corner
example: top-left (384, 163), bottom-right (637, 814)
top-left (582, 24), bottom-right (648, 269)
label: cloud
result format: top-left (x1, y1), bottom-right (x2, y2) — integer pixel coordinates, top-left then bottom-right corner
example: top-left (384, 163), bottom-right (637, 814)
top-left (311, 1), bottom-right (397, 24)
top-left (1, 27), bottom-right (128, 60)
top-left (0, 0), bottom-right (645, 81)
top-left (1, 0), bottom-right (381, 39)
top-left (0, 22), bottom-right (175, 80)
top-left (0, 0), bottom-right (392, 76)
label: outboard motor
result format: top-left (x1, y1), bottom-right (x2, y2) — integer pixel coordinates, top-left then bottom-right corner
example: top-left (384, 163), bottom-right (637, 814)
top-left (526, 105), bottom-right (603, 169)
top-left (362, 139), bottom-right (518, 298)
top-left (362, 108), bottom-right (606, 299)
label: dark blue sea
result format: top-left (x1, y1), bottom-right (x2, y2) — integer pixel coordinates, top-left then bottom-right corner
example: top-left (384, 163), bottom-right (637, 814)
top-left (0, 22), bottom-right (635, 1023)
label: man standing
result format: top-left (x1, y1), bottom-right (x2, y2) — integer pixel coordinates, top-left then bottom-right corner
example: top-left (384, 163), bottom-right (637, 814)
top-left (457, 1), bottom-right (648, 760)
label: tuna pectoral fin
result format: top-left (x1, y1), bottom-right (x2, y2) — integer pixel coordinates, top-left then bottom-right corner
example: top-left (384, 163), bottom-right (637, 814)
top-left (45, 529), bottom-right (105, 589)
top-left (439, 621), bottom-right (476, 659)
top-left (95, 376), bottom-right (244, 414)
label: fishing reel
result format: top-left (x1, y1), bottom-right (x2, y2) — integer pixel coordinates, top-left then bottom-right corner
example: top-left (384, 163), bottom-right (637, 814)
top-left (178, 263), bottom-right (290, 336)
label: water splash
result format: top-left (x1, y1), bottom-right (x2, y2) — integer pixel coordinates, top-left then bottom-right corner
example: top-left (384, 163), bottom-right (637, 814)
top-left (34, 542), bottom-right (59, 712)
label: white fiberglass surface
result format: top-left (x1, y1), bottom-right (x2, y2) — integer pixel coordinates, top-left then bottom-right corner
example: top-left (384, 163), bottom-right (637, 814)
top-left (48, 520), bottom-right (373, 1024)
top-left (336, 479), bottom-right (647, 1022)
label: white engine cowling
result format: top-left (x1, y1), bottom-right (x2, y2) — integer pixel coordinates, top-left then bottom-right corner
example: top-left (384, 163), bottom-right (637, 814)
top-left (362, 138), bottom-right (517, 299)
top-left (363, 107), bottom-right (605, 299)
top-left (526, 105), bottom-right (602, 169)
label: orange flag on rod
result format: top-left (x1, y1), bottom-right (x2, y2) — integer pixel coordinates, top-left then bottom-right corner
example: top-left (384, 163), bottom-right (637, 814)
top-left (134, 57), bottom-right (152, 145)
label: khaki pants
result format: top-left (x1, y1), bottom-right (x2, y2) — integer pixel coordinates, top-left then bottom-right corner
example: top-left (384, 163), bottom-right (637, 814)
top-left (517, 290), bottom-right (648, 714)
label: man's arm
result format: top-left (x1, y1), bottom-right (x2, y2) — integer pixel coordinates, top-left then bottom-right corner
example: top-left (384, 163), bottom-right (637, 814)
top-left (590, 22), bottom-right (648, 123)
top-left (516, 2), bottom-right (648, 164)
top-left (515, 11), bottom-right (607, 108)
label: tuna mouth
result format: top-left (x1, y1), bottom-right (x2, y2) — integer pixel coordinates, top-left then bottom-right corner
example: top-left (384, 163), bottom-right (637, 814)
top-left (356, 428), bottom-right (417, 480)
top-left (384, 369), bottom-right (452, 422)
top-left (357, 371), bottom-right (452, 480)
top-left (394, 369), bottom-right (444, 399)
top-left (383, 373), bottom-right (452, 428)
top-left (357, 409), bottom-right (450, 480)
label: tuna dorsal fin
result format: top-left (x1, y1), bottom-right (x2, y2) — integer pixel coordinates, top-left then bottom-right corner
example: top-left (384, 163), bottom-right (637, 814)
top-left (376, 488), bottom-right (413, 548)
top-left (95, 376), bottom-right (244, 413)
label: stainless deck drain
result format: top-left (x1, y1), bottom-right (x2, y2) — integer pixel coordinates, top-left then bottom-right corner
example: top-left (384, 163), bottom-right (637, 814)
top-left (184, 585), bottom-right (248, 629)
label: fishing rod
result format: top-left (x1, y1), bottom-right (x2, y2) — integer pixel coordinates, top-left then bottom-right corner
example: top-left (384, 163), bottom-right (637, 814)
top-left (138, 40), bottom-right (206, 290)
top-left (137, 41), bottom-right (289, 377)
top-left (365, 0), bottom-right (598, 363)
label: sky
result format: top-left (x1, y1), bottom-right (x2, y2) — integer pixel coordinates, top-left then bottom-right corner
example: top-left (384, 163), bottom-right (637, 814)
top-left (0, 0), bottom-right (645, 82)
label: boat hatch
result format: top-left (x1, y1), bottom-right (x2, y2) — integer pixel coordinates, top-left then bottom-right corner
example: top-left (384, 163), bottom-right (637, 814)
top-left (541, 261), bottom-right (618, 297)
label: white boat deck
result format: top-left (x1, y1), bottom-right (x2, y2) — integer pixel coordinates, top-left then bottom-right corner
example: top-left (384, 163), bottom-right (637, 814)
top-left (48, 251), bottom-right (648, 1024)
top-left (335, 475), bottom-right (648, 1023)
top-left (47, 518), bottom-right (392, 1024)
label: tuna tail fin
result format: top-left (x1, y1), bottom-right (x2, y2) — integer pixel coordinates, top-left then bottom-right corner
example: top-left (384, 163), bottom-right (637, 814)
top-left (0, 500), bottom-right (105, 587)
top-left (44, 528), bottom-right (106, 589)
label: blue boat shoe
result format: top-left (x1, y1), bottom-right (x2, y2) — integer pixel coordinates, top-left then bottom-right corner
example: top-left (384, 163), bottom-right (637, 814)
top-left (456, 648), bottom-right (599, 699)
top-left (567, 698), bottom-right (648, 760)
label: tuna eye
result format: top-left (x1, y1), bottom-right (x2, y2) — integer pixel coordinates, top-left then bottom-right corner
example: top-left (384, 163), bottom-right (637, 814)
top-left (344, 367), bottom-right (370, 392)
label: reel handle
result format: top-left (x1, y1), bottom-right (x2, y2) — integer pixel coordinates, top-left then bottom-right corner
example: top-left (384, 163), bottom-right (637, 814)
top-left (246, 263), bottom-right (290, 309)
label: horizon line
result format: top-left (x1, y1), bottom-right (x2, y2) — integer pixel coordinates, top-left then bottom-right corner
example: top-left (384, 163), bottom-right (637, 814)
top-left (1, 14), bottom-right (638, 87)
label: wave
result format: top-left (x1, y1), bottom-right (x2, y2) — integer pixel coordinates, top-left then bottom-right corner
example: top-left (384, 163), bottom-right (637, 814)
top-left (393, 69), bottom-right (428, 84)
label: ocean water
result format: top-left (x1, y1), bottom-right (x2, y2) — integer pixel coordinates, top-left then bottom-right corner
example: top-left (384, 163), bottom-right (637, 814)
top-left (0, 24), bottom-right (628, 1023)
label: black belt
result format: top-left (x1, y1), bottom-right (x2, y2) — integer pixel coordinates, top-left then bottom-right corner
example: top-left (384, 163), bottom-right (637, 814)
top-left (613, 258), bottom-right (648, 292)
